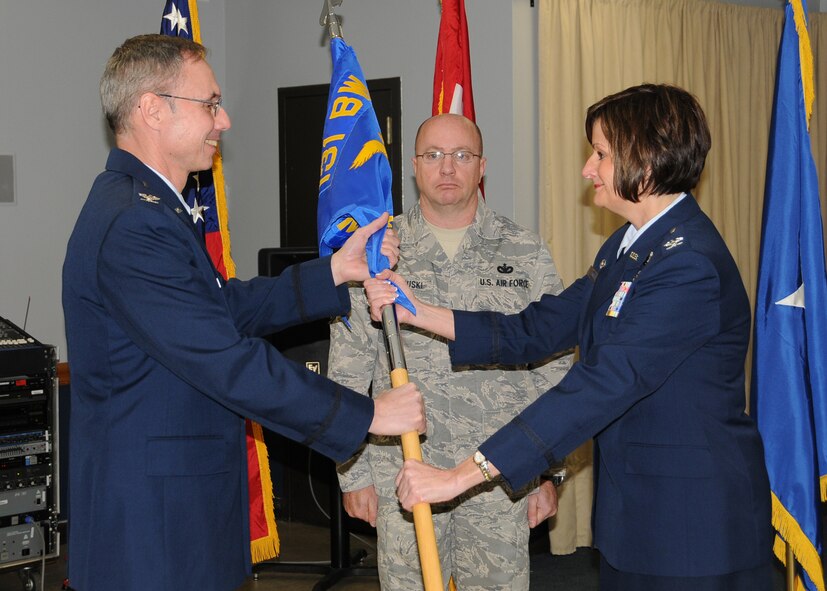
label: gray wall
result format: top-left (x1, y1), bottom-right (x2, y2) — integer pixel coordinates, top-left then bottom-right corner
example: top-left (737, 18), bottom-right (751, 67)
top-left (0, 0), bottom-right (525, 360)
top-left (222, 0), bottom-right (530, 281)
top-left (0, 1), bottom-right (224, 359)
top-left (0, 0), bottom-right (817, 360)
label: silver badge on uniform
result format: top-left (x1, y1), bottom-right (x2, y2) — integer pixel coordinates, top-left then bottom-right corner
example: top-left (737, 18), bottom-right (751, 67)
top-left (664, 237), bottom-right (684, 250)
top-left (139, 193), bottom-right (160, 204)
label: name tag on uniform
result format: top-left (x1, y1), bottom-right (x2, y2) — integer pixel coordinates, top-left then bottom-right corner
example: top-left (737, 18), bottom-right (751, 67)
top-left (606, 281), bottom-right (631, 317)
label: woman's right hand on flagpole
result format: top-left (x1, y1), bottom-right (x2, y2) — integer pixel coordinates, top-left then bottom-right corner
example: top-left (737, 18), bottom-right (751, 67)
top-left (365, 269), bottom-right (456, 341)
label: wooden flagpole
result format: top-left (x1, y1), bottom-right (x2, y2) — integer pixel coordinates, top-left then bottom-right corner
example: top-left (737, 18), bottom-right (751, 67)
top-left (380, 305), bottom-right (445, 591)
top-left (319, 2), bottom-right (445, 587)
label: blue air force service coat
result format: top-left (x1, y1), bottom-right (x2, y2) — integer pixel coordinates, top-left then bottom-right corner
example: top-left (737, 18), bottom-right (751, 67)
top-left (450, 195), bottom-right (771, 577)
top-left (62, 149), bottom-right (374, 591)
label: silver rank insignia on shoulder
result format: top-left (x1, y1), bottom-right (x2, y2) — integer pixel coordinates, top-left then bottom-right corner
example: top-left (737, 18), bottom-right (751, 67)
top-left (139, 193), bottom-right (160, 204)
top-left (663, 236), bottom-right (684, 250)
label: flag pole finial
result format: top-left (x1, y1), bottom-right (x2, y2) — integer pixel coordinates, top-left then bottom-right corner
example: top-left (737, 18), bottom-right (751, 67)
top-left (320, 0), bottom-right (344, 39)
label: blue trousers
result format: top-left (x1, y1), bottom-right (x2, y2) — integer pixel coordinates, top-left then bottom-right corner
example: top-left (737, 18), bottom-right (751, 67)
top-left (599, 554), bottom-right (774, 591)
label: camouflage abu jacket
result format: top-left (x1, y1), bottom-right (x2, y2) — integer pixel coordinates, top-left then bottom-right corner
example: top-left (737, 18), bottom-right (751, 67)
top-left (331, 198), bottom-right (572, 503)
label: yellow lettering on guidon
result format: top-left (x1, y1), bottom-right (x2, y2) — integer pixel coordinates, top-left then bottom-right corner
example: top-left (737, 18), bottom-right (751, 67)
top-left (330, 96), bottom-right (363, 119)
top-left (319, 133), bottom-right (346, 187)
top-left (339, 75), bottom-right (371, 100)
top-left (319, 76), bottom-right (374, 186)
top-left (329, 75), bottom-right (371, 119)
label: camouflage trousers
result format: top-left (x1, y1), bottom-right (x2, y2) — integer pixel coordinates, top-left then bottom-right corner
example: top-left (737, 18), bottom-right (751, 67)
top-left (375, 494), bottom-right (530, 591)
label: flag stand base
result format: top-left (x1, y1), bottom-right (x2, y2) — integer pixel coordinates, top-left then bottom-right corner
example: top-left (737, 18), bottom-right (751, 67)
top-left (252, 464), bottom-right (378, 590)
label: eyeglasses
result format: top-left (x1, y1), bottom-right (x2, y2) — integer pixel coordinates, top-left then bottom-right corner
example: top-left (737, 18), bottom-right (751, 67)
top-left (156, 93), bottom-right (223, 117)
top-left (415, 150), bottom-right (481, 165)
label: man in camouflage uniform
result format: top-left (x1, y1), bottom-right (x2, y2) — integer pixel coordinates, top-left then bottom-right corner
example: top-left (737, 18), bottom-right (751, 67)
top-left (330, 114), bottom-right (571, 590)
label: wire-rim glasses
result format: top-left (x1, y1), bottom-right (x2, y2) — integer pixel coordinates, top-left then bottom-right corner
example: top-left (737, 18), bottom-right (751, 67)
top-left (415, 150), bottom-right (481, 165)
top-left (156, 93), bottom-right (223, 117)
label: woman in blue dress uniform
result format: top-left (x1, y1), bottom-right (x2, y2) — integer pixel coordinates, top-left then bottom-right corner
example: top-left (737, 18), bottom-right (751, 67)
top-left (367, 84), bottom-right (773, 590)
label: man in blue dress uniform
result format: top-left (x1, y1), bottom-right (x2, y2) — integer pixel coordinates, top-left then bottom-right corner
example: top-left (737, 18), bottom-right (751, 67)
top-left (62, 34), bottom-right (424, 591)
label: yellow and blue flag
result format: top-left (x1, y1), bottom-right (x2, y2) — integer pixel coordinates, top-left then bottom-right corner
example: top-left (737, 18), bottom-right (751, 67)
top-left (752, 2), bottom-right (827, 590)
top-left (318, 37), bottom-right (413, 313)
top-left (318, 37), bottom-right (391, 273)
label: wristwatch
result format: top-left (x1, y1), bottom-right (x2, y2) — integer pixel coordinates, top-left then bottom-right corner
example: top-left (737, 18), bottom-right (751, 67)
top-left (550, 468), bottom-right (567, 487)
top-left (473, 450), bottom-right (493, 482)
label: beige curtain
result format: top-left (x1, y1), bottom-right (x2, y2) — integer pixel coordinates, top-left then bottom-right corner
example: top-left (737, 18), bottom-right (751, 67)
top-left (812, 13), bottom-right (827, 217)
top-left (539, 0), bottom-right (827, 553)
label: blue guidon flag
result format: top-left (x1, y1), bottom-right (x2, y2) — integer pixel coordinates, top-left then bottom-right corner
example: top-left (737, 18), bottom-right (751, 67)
top-left (318, 37), bottom-right (413, 312)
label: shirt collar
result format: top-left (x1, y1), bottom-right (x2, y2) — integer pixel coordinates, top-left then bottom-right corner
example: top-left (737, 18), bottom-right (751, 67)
top-left (617, 192), bottom-right (686, 258)
top-left (146, 165), bottom-right (191, 214)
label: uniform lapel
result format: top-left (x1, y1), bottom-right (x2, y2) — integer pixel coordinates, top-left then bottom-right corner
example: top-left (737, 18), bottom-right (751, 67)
top-left (106, 149), bottom-right (217, 265)
top-left (578, 195), bottom-right (702, 353)
top-left (578, 230), bottom-right (626, 352)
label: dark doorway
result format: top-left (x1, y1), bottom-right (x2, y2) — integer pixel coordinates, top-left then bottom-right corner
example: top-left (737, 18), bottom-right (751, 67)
top-left (278, 78), bottom-right (402, 248)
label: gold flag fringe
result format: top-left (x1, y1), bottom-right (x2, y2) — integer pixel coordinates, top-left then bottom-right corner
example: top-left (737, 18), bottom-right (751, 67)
top-left (188, 0), bottom-right (201, 40)
top-left (210, 151), bottom-right (236, 279)
top-left (189, 0), bottom-right (277, 561)
top-left (790, 0), bottom-right (814, 126)
top-left (249, 421), bottom-right (280, 562)
top-left (771, 492), bottom-right (825, 591)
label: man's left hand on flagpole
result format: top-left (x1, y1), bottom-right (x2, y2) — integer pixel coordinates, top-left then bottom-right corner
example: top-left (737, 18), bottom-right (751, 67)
top-left (369, 382), bottom-right (426, 436)
top-left (330, 212), bottom-right (397, 284)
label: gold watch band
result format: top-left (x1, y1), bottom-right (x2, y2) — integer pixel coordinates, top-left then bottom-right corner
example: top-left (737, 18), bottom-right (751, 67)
top-left (473, 450), bottom-right (493, 482)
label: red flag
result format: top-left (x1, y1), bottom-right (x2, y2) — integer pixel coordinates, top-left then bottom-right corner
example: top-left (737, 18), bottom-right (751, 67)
top-left (161, 0), bottom-right (279, 563)
top-left (432, 0), bottom-right (482, 200)
top-left (432, 0), bottom-right (476, 119)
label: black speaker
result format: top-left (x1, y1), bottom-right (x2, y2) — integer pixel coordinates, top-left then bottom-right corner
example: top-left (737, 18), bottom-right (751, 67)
top-left (258, 247), bottom-right (334, 526)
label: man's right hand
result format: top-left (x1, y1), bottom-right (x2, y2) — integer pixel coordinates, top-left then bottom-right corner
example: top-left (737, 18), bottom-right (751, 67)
top-left (342, 485), bottom-right (379, 527)
top-left (369, 382), bottom-right (426, 436)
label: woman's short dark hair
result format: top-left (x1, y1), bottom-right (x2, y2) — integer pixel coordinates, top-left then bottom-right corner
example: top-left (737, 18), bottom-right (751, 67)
top-left (585, 84), bottom-right (711, 203)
